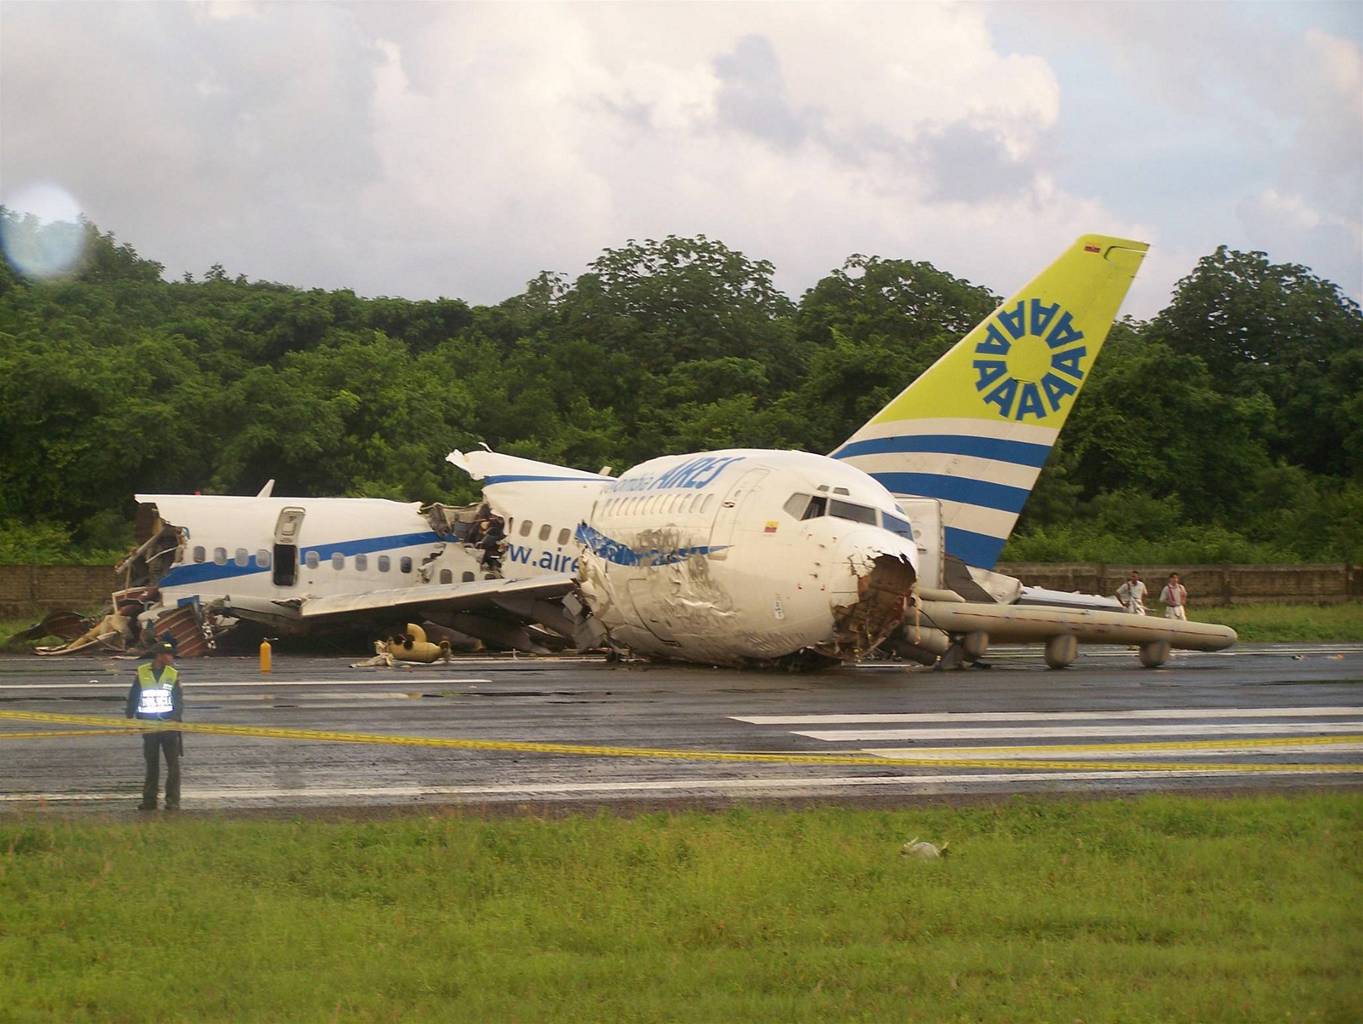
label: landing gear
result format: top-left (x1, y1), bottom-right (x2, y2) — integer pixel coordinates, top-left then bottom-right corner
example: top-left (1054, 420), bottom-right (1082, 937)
top-left (1044, 634), bottom-right (1078, 670)
top-left (936, 631), bottom-right (990, 671)
top-left (1139, 639), bottom-right (1171, 668)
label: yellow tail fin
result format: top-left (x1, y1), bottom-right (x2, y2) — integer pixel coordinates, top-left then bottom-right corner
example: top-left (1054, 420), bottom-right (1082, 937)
top-left (833, 235), bottom-right (1148, 569)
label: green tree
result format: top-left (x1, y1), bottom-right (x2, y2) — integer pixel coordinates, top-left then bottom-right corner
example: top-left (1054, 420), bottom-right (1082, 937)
top-left (1148, 246), bottom-right (1363, 478)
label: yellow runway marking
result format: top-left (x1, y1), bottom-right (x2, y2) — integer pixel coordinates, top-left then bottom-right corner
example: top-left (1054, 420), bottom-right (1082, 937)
top-left (0, 729), bottom-right (133, 740)
top-left (2, 710), bottom-right (1361, 774)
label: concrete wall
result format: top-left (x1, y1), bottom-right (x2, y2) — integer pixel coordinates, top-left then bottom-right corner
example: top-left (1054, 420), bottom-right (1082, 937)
top-left (0, 566), bottom-right (118, 618)
top-left (997, 563), bottom-right (1363, 605)
top-left (1, 563), bottom-right (1360, 618)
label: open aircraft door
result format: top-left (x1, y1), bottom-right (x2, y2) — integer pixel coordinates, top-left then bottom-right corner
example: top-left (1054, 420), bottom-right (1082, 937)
top-left (899, 498), bottom-right (944, 589)
top-left (272, 507), bottom-right (305, 587)
top-left (707, 468), bottom-right (771, 561)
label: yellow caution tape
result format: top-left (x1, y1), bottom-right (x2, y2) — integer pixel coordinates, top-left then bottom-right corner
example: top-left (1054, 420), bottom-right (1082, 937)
top-left (1, 709), bottom-right (1360, 774)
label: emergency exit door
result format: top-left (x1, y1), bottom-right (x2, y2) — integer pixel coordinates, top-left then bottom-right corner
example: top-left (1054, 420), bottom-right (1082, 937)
top-left (272, 507), bottom-right (305, 587)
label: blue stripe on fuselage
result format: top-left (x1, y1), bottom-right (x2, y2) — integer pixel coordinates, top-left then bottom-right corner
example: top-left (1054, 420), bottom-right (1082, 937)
top-left (832, 434), bottom-right (1052, 468)
top-left (869, 472), bottom-right (1031, 515)
top-left (575, 522), bottom-right (724, 567)
top-left (157, 530), bottom-right (444, 588)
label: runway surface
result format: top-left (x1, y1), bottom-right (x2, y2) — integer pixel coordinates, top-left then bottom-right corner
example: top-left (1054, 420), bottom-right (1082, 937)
top-left (2, 643), bottom-right (1361, 814)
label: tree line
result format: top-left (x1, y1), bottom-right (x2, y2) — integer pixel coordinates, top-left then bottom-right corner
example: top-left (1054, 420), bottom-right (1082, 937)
top-left (1, 209), bottom-right (1359, 565)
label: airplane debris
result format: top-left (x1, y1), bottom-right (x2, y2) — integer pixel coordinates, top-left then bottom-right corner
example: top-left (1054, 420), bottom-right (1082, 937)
top-left (901, 838), bottom-right (951, 859)
top-left (351, 623), bottom-right (451, 668)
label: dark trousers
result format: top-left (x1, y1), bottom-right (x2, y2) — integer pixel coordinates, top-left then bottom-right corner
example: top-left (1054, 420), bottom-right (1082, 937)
top-left (141, 731), bottom-right (182, 808)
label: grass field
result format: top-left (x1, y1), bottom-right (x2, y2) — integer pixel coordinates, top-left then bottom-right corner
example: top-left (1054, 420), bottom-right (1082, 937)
top-left (2, 794), bottom-right (1360, 1022)
top-left (1196, 603), bottom-right (1363, 643)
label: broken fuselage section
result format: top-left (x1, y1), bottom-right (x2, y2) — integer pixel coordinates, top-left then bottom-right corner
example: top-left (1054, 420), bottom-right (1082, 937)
top-left (61, 493), bottom-right (582, 656)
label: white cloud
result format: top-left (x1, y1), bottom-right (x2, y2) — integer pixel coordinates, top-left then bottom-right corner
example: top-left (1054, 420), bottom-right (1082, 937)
top-left (2, 2), bottom-right (1353, 317)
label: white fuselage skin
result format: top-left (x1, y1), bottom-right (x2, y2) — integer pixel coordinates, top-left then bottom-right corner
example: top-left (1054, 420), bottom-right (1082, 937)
top-left (478, 449), bottom-right (921, 665)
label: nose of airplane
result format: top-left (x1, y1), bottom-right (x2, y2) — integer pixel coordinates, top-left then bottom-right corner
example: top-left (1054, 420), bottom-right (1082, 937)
top-left (824, 528), bottom-right (918, 658)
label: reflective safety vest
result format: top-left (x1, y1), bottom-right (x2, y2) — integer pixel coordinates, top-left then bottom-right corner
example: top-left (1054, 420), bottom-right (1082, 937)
top-left (136, 663), bottom-right (179, 717)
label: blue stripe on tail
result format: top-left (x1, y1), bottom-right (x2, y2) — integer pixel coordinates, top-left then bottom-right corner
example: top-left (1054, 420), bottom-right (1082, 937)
top-left (833, 434), bottom-right (1052, 468)
top-left (868, 472), bottom-right (1031, 515)
top-left (943, 527), bottom-right (1007, 570)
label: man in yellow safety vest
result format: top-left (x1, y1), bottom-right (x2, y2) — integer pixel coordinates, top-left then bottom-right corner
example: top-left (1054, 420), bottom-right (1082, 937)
top-left (126, 640), bottom-right (183, 811)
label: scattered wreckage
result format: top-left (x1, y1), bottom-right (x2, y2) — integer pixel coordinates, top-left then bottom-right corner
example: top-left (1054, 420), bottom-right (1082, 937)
top-left (9, 493), bottom-right (598, 660)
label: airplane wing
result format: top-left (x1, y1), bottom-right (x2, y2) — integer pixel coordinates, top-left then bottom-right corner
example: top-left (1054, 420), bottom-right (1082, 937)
top-left (291, 574), bottom-right (575, 618)
top-left (214, 574), bottom-right (597, 653)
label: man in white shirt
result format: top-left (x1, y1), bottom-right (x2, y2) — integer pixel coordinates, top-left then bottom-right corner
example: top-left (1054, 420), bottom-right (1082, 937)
top-left (1116, 570), bottom-right (1147, 615)
top-left (1159, 572), bottom-right (1189, 620)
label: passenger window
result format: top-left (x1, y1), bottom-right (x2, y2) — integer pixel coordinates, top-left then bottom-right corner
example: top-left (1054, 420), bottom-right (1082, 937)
top-left (400, 557), bottom-right (412, 574)
top-left (354, 554), bottom-right (367, 571)
top-left (830, 499), bottom-right (876, 525)
top-left (257, 549), bottom-right (271, 569)
top-left (539, 523), bottom-right (551, 541)
top-left (377, 555), bottom-right (391, 573)
top-left (519, 519), bottom-right (533, 537)
top-left (305, 550), bottom-right (319, 569)
top-left (193, 546), bottom-right (206, 563)
top-left (439, 569), bottom-right (453, 584)
top-left (332, 553), bottom-right (345, 570)
top-left (699, 494), bottom-right (714, 514)
top-left (213, 547), bottom-right (227, 565)
top-left (557, 528), bottom-right (570, 545)
top-left (234, 548), bottom-right (249, 567)
top-left (462, 571), bottom-right (475, 582)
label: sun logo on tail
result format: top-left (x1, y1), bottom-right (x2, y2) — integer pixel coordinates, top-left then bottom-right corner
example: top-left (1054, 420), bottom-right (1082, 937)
top-left (972, 298), bottom-right (1089, 422)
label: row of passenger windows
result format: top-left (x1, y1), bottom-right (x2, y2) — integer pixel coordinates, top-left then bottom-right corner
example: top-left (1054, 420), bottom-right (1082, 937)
top-left (505, 520), bottom-right (572, 544)
top-left (190, 546), bottom-right (415, 574)
top-left (597, 492), bottom-right (716, 519)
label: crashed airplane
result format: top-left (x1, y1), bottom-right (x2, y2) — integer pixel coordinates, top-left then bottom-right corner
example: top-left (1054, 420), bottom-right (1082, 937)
top-left (20, 234), bottom-right (1235, 668)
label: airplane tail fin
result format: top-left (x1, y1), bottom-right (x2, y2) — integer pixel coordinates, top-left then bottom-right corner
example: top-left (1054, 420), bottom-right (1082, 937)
top-left (832, 234), bottom-right (1148, 569)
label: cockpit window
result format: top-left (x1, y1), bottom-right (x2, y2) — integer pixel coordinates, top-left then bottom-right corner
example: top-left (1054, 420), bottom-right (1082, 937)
top-left (783, 493), bottom-right (829, 520)
top-left (882, 512), bottom-right (915, 541)
top-left (829, 499), bottom-right (876, 525)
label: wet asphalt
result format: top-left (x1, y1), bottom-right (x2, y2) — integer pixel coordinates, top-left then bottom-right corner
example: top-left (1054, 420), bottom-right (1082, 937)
top-left (2, 643), bottom-right (1361, 815)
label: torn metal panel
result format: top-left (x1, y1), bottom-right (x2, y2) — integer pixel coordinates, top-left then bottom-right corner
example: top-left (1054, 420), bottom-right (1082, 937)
top-left (34, 613), bottom-right (133, 656)
top-left (820, 552), bottom-right (917, 661)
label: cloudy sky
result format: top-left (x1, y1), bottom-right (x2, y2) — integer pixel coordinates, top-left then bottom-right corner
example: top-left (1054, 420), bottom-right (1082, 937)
top-left (3, 1), bottom-right (1360, 318)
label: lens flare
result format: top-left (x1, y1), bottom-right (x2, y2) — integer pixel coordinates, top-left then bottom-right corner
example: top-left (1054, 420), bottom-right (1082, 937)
top-left (0, 182), bottom-right (88, 279)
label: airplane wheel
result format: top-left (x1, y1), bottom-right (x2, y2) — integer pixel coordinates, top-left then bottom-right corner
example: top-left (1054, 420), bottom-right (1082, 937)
top-left (1139, 640), bottom-right (1171, 668)
top-left (1044, 635), bottom-right (1078, 670)
top-left (962, 631), bottom-right (990, 662)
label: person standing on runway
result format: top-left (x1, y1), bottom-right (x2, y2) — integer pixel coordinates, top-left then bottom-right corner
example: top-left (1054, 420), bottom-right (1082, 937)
top-left (1159, 572), bottom-right (1189, 620)
top-left (125, 639), bottom-right (184, 811)
top-left (1116, 569), bottom-right (1148, 615)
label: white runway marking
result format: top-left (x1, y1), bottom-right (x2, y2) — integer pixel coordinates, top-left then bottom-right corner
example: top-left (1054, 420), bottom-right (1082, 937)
top-left (1, 767), bottom-right (1353, 805)
top-left (0, 679), bottom-right (490, 690)
top-left (794, 723), bottom-right (1363, 742)
top-left (734, 706), bottom-right (1363, 726)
